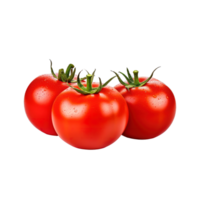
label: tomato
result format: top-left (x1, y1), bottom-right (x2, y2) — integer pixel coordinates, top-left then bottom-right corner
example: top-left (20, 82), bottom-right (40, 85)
top-left (24, 61), bottom-right (84, 136)
top-left (113, 68), bottom-right (176, 139)
top-left (51, 72), bottom-right (129, 149)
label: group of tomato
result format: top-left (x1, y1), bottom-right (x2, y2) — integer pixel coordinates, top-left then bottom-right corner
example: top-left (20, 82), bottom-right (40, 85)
top-left (24, 61), bottom-right (176, 150)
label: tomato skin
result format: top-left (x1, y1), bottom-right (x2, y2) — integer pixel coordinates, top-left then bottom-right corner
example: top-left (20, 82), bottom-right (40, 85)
top-left (115, 77), bottom-right (176, 139)
top-left (24, 74), bottom-right (79, 136)
top-left (51, 83), bottom-right (129, 149)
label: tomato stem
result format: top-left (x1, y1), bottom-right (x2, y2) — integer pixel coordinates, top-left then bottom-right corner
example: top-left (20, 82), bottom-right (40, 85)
top-left (86, 74), bottom-right (93, 91)
top-left (132, 69), bottom-right (141, 86)
top-left (65, 63), bottom-right (77, 82)
top-left (58, 69), bottom-right (65, 81)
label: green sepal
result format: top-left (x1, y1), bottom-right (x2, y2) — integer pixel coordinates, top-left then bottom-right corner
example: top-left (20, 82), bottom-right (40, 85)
top-left (102, 76), bottom-right (116, 87)
top-left (119, 71), bottom-right (134, 84)
top-left (49, 60), bottom-right (78, 83)
top-left (111, 71), bottom-right (130, 86)
top-left (76, 71), bottom-right (89, 92)
top-left (91, 68), bottom-right (98, 82)
top-left (71, 68), bottom-right (98, 83)
top-left (112, 67), bottom-right (160, 89)
top-left (68, 70), bottom-right (115, 95)
top-left (47, 58), bottom-right (58, 79)
top-left (67, 83), bottom-right (88, 95)
top-left (124, 66), bottom-right (134, 84)
top-left (138, 67), bottom-right (160, 87)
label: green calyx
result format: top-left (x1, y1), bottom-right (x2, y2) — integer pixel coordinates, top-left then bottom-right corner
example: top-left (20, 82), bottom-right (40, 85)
top-left (67, 70), bottom-right (116, 95)
top-left (50, 60), bottom-right (85, 83)
top-left (112, 67), bottom-right (160, 89)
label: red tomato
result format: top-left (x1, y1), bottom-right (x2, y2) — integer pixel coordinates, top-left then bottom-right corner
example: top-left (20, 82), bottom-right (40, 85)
top-left (22, 72), bottom-right (85, 137)
top-left (51, 82), bottom-right (129, 149)
top-left (115, 77), bottom-right (176, 139)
